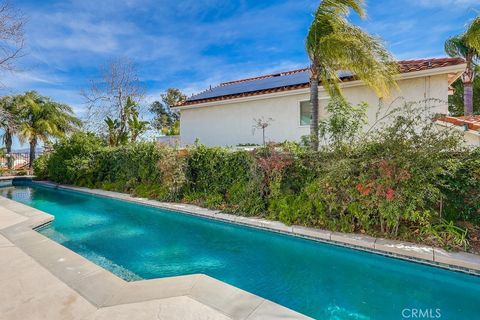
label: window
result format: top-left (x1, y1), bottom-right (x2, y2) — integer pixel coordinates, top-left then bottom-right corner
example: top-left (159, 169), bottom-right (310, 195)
top-left (299, 99), bottom-right (329, 126)
top-left (300, 101), bottom-right (311, 126)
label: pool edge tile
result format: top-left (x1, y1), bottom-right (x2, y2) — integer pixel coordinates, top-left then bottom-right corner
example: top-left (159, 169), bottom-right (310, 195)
top-left (292, 225), bottom-right (331, 241)
top-left (331, 232), bottom-right (376, 249)
top-left (375, 238), bottom-right (434, 261)
top-left (434, 249), bottom-right (480, 271)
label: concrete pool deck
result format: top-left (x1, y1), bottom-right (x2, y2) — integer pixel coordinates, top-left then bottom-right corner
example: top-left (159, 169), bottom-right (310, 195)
top-left (0, 189), bottom-right (309, 320)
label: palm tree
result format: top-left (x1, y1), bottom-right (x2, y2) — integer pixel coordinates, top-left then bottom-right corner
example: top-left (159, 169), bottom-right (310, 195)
top-left (0, 95), bottom-right (20, 169)
top-left (18, 91), bottom-right (81, 168)
top-left (305, 0), bottom-right (397, 150)
top-left (445, 16), bottom-right (480, 116)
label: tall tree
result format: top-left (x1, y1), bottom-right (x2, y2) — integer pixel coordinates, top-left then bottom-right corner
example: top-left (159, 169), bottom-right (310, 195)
top-left (18, 91), bottom-right (81, 168)
top-left (305, 0), bottom-right (397, 150)
top-left (0, 1), bottom-right (26, 75)
top-left (150, 88), bottom-right (185, 136)
top-left (82, 57), bottom-right (145, 132)
top-left (0, 95), bottom-right (20, 168)
top-left (445, 16), bottom-right (480, 116)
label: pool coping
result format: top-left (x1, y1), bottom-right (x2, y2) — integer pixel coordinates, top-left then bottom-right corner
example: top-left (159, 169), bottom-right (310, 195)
top-left (0, 182), bottom-right (311, 320)
top-left (31, 180), bottom-right (480, 276)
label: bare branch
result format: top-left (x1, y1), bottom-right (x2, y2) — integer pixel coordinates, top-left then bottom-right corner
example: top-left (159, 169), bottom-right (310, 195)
top-left (81, 57), bottom-right (146, 132)
top-left (0, 1), bottom-right (26, 73)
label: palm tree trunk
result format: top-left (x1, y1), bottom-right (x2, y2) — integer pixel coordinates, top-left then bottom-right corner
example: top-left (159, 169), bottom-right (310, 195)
top-left (464, 81), bottom-right (474, 116)
top-left (463, 59), bottom-right (475, 116)
top-left (5, 130), bottom-right (13, 170)
top-left (29, 138), bottom-right (37, 169)
top-left (309, 62), bottom-right (319, 151)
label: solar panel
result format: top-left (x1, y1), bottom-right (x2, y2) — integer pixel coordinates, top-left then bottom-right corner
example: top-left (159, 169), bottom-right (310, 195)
top-left (188, 70), bottom-right (353, 101)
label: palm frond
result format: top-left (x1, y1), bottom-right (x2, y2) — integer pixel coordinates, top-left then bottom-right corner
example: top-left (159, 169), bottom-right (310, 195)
top-left (319, 0), bottom-right (365, 18)
top-left (445, 35), bottom-right (469, 58)
top-left (306, 0), bottom-right (396, 99)
top-left (465, 16), bottom-right (480, 52)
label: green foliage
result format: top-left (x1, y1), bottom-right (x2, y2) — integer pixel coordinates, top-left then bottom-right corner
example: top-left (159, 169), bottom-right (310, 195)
top-left (306, 0), bottom-right (397, 101)
top-left (150, 88), bottom-right (185, 136)
top-left (45, 132), bottom-right (104, 185)
top-left (11, 91), bottom-right (81, 168)
top-left (445, 16), bottom-right (480, 115)
top-left (318, 99), bottom-right (368, 146)
top-left (0, 95), bottom-right (21, 169)
top-left (421, 219), bottom-right (468, 250)
top-left (105, 117), bottom-right (127, 146)
top-left (184, 144), bottom-right (263, 213)
top-left (32, 153), bottom-right (50, 179)
top-left (437, 148), bottom-right (480, 224)
top-left (104, 97), bottom-right (148, 146)
top-left (38, 104), bottom-right (480, 250)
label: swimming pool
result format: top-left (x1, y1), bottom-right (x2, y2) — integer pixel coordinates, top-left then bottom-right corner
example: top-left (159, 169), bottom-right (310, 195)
top-left (1, 183), bottom-right (479, 319)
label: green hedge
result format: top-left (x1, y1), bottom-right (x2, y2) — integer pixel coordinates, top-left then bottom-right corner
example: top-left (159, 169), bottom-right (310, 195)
top-left (34, 128), bottom-right (480, 250)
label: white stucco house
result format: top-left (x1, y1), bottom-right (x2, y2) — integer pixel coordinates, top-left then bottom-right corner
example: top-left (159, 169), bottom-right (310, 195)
top-left (175, 58), bottom-right (466, 146)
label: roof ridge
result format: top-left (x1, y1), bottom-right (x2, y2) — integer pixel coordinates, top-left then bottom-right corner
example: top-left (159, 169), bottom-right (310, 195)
top-left (217, 58), bottom-right (465, 88)
top-left (397, 57), bottom-right (464, 63)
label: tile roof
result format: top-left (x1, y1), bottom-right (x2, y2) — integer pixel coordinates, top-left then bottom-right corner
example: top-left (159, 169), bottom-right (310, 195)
top-left (178, 57), bottom-right (465, 107)
top-left (436, 115), bottom-right (480, 131)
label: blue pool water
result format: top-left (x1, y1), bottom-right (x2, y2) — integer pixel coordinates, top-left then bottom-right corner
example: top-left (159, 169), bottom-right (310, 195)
top-left (1, 184), bottom-right (479, 319)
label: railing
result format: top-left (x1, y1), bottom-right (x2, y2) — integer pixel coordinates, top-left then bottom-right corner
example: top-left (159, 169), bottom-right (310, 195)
top-left (157, 135), bottom-right (181, 147)
top-left (0, 153), bottom-right (31, 170)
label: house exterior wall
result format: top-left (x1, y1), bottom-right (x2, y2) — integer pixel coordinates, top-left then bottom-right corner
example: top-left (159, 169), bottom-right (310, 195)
top-left (179, 74), bottom-right (449, 146)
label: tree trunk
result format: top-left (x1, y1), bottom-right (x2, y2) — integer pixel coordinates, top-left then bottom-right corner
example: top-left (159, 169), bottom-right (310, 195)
top-left (309, 63), bottom-right (319, 151)
top-left (463, 57), bottom-right (475, 116)
top-left (464, 81), bottom-right (474, 116)
top-left (5, 130), bottom-right (12, 169)
top-left (29, 138), bottom-right (36, 169)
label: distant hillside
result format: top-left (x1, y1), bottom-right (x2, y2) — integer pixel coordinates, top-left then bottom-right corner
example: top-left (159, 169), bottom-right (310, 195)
top-left (10, 148), bottom-right (44, 154)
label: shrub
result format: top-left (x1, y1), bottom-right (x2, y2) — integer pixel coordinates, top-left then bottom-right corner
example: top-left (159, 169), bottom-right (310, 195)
top-left (33, 154), bottom-right (50, 179)
top-left (437, 148), bottom-right (480, 224)
top-left (183, 144), bottom-right (261, 212)
top-left (46, 132), bottom-right (104, 185)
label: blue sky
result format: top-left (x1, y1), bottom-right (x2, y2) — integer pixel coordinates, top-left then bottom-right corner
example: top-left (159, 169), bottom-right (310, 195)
top-left (1, 0), bottom-right (479, 148)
